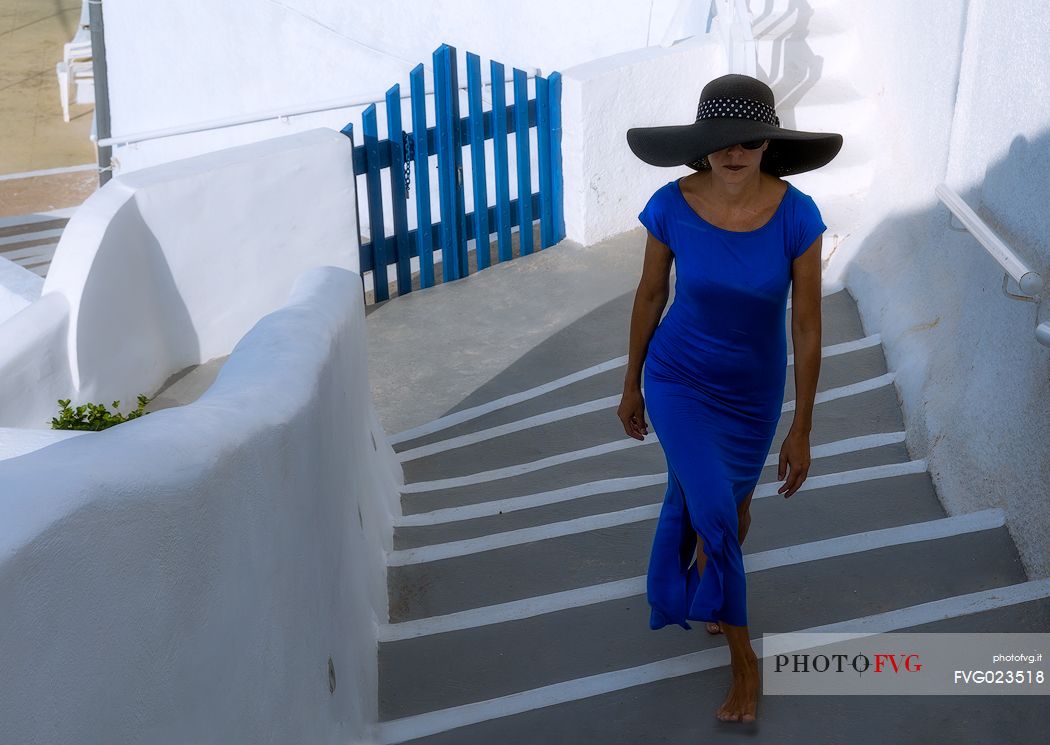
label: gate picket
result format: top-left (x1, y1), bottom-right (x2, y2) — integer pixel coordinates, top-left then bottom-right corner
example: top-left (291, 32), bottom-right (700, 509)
top-left (490, 59), bottom-right (513, 265)
top-left (434, 45), bottom-right (460, 282)
top-left (447, 47), bottom-right (469, 280)
top-left (536, 74), bottom-right (553, 249)
top-left (409, 64), bottom-right (435, 289)
top-left (361, 103), bottom-right (389, 302)
top-left (466, 52), bottom-right (491, 270)
top-left (549, 71), bottom-right (565, 243)
top-left (345, 42), bottom-right (563, 304)
top-left (385, 85), bottom-right (412, 296)
top-left (512, 67), bottom-right (533, 257)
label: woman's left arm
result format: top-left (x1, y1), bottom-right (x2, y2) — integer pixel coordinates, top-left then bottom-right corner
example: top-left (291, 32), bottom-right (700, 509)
top-left (778, 234), bottom-right (823, 496)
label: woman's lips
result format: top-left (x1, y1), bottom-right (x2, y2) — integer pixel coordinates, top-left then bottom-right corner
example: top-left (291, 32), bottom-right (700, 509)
top-left (725, 165), bottom-right (745, 170)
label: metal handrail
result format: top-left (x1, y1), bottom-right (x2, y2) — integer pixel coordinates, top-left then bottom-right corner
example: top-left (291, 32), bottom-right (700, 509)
top-left (94, 70), bottom-right (539, 149)
top-left (935, 182), bottom-right (1050, 348)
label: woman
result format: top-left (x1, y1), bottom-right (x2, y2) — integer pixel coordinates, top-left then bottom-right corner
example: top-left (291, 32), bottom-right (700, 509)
top-left (618, 74), bottom-right (842, 723)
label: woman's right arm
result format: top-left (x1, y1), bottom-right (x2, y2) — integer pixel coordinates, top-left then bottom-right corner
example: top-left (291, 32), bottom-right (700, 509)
top-left (617, 231), bottom-right (673, 439)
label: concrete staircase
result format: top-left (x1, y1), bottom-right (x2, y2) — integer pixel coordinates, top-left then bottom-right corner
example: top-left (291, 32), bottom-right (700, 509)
top-left (371, 275), bottom-right (1050, 744)
top-left (0, 208), bottom-right (76, 278)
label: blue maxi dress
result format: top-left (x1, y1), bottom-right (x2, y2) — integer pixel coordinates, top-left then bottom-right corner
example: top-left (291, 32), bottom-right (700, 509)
top-left (638, 177), bottom-right (826, 630)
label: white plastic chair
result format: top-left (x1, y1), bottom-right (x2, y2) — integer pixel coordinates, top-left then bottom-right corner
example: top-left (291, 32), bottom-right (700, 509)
top-left (55, 2), bottom-right (93, 122)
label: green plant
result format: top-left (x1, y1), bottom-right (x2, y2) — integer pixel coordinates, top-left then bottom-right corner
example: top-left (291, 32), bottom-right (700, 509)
top-left (50, 394), bottom-right (153, 431)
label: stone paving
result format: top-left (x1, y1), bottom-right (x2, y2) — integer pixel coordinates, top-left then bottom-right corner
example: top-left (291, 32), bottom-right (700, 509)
top-left (1, 0), bottom-right (98, 215)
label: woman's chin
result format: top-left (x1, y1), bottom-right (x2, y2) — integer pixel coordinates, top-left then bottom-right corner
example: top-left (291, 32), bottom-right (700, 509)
top-left (714, 167), bottom-right (751, 180)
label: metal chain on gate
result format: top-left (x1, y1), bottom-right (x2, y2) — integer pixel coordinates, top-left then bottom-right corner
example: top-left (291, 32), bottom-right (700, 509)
top-left (402, 130), bottom-right (414, 198)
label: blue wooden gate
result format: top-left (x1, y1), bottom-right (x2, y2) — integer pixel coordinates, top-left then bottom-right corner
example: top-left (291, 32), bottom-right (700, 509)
top-left (340, 43), bottom-right (564, 303)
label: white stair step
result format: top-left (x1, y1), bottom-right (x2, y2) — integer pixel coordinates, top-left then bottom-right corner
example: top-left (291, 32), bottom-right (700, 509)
top-left (21, 263), bottom-right (50, 278)
top-left (0, 228), bottom-right (64, 247)
top-left (754, 32), bottom-right (860, 83)
top-left (786, 188), bottom-right (869, 241)
top-left (750, 0), bottom-right (858, 21)
top-left (749, 0), bottom-right (852, 37)
top-left (0, 254), bottom-right (44, 306)
top-left (788, 160), bottom-right (875, 196)
top-left (774, 76), bottom-right (868, 107)
top-left (789, 91), bottom-right (873, 126)
top-left (0, 207), bottom-right (77, 230)
top-left (0, 243), bottom-right (59, 263)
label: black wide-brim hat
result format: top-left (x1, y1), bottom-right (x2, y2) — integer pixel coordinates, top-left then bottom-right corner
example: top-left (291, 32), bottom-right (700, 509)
top-left (626, 73), bottom-right (843, 176)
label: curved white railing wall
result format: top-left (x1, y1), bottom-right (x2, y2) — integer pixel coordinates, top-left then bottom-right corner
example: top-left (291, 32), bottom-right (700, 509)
top-left (0, 293), bottom-right (73, 432)
top-left (0, 265), bottom-right (401, 743)
top-left (0, 127), bottom-right (359, 430)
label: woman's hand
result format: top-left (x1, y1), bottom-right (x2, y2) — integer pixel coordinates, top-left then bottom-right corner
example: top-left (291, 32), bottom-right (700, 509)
top-left (617, 386), bottom-right (649, 440)
top-left (777, 428), bottom-right (810, 497)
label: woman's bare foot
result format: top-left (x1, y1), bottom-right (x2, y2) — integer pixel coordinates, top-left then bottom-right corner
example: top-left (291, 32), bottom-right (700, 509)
top-left (716, 651), bottom-right (759, 722)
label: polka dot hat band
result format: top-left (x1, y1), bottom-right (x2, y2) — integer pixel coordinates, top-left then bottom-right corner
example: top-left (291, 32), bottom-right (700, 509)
top-left (695, 97), bottom-right (780, 127)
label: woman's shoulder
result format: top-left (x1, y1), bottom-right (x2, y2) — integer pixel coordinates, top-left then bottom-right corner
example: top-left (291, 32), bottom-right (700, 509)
top-left (640, 181), bottom-right (680, 214)
top-left (782, 181), bottom-right (821, 215)
top-left (783, 180), bottom-right (828, 256)
top-left (658, 179), bottom-right (680, 198)
top-left (638, 181), bottom-right (679, 247)
top-left (779, 178), bottom-right (818, 205)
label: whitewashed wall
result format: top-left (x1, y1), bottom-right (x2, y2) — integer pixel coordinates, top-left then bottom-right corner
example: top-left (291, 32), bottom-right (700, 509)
top-left (101, 0), bottom-right (688, 144)
top-left (832, 0), bottom-right (1050, 576)
top-left (0, 127), bottom-right (359, 431)
top-left (0, 265), bottom-right (401, 744)
top-left (98, 0), bottom-right (716, 266)
top-left (102, 0), bottom-right (691, 175)
top-left (560, 34), bottom-right (727, 246)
